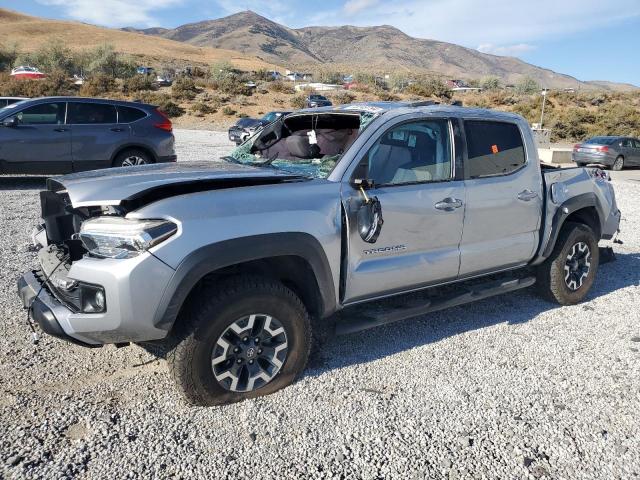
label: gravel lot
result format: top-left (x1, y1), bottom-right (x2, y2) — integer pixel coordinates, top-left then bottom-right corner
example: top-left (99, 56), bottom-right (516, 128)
top-left (1, 130), bottom-right (639, 479)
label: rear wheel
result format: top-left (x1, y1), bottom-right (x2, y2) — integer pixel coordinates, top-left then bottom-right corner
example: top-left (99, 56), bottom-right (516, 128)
top-left (611, 156), bottom-right (624, 171)
top-left (536, 222), bottom-right (599, 305)
top-left (168, 276), bottom-right (311, 406)
top-left (113, 148), bottom-right (153, 167)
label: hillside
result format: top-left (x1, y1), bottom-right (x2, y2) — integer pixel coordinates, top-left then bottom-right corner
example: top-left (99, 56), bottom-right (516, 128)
top-left (0, 8), bottom-right (278, 72)
top-left (129, 10), bottom-right (635, 91)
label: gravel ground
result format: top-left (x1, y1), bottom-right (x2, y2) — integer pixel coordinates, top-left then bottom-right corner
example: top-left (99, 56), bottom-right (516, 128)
top-left (0, 130), bottom-right (639, 479)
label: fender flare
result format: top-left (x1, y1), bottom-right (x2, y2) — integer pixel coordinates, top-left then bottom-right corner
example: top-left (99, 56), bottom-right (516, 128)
top-left (541, 192), bottom-right (604, 259)
top-left (152, 233), bottom-right (337, 331)
top-left (110, 143), bottom-right (158, 165)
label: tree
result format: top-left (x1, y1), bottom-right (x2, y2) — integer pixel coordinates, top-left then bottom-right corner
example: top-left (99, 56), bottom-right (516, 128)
top-left (515, 76), bottom-right (540, 95)
top-left (481, 76), bottom-right (501, 90)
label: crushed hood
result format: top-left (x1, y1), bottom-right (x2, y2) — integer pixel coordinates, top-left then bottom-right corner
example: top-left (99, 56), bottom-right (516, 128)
top-left (47, 161), bottom-right (306, 207)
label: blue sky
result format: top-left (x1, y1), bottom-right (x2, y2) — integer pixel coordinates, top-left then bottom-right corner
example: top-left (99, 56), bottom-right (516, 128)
top-left (6, 0), bottom-right (640, 85)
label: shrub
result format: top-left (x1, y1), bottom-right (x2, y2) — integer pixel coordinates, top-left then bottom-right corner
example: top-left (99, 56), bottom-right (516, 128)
top-left (157, 98), bottom-right (184, 117)
top-left (405, 77), bottom-right (452, 99)
top-left (222, 106), bottom-right (236, 116)
top-left (122, 75), bottom-right (155, 93)
top-left (481, 76), bottom-right (501, 90)
top-left (290, 94), bottom-right (307, 109)
top-left (191, 101), bottom-right (216, 116)
top-left (268, 81), bottom-right (295, 94)
top-left (375, 89), bottom-right (399, 101)
top-left (331, 90), bottom-right (355, 105)
top-left (81, 44), bottom-right (136, 78)
top-left (515, 76), bottom-right (540, 95)
top-left (172, 77), bottom-right (198, 100)
top-left (15, 39), bottom-right (77, 76)
top-left (0, 41), bottom-right (19, 72)
top-left (80, 73), bottom-right (116, 96)
top-left (0, 70), bottom-right (75, 97)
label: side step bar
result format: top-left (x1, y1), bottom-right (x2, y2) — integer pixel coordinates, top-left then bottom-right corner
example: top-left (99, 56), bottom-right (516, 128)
top-left (336, 276), bottom-right (536, 336)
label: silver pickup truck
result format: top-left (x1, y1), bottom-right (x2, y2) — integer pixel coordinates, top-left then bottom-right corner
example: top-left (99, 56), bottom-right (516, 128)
top-left (18, 103), bottom-right (621, 406)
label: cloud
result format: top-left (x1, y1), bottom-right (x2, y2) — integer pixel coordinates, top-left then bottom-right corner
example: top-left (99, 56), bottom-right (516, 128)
top-left (477, 43), bottom-right (536, 56)
top-left (36, 0), bottom-right (181, 27)
top-left (343, 0), bottom-right (380, 15)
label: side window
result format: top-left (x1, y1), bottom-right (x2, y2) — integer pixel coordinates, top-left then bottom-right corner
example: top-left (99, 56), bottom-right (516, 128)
top-left (16, 102), bottom-right (66, 125)
top-left (621, 139), bottom-right (633, 148)
top-left (634, 139), bottom-right (640, 149)
top-left (464, 121), bottom-right (526, 178)
top-left (118, 106), bottom-right (147, 123)
top-left (365, 119), bottom-right (452, 185)
top-left (67, 102), bottom-right (117, 124)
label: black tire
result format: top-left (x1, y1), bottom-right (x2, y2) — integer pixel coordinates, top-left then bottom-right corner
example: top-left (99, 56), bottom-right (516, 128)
top-left (536, 222), bottom-right (599, 305)
top-left (167, 276), bottom-right (311, 406)
top-left (113, 148), bottom-right (153, 167)
top-left (611, 156), bottom-right (624, 171)
top-left (575, 162), bottom-right (585, 168)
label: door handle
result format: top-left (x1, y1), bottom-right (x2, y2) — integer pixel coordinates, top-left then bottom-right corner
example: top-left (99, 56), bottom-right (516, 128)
top-left (517, 189), bottom-right (539, 201)
top-left (435, 197), bottom-right (464, 211)
top-left (53, 128), bottom-right (68, 132)
top-left (110, 127), bottom-right (125, 132)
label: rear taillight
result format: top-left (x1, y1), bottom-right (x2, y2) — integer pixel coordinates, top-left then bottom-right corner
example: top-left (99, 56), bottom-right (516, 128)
top-left (154, 109), bottom-right (173, 132)
top-left (597, 146), bottom-right (609, 152)
top-left (573, 144), bottom-right (581, 151)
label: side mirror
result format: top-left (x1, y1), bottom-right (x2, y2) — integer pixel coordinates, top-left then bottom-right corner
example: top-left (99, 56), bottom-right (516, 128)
top-left (352, 178), bottom-right (383, 243)
top-left (2, 116), bottom-right (19, 128)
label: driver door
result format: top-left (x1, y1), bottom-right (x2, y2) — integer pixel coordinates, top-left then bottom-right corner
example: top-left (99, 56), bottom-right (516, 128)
top-left (341, 118), bottom-right (465, 303)
top-left (1, 101), bottom-right (72, 174)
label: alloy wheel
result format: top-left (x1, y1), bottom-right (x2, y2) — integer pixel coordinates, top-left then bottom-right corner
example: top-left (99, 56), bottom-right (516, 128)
top-left (211, 314), bottom-right (288, 392)
top-left (121, 155), bottom-right (147, 167)
top-left (564, 241), bottom-right (591, 291)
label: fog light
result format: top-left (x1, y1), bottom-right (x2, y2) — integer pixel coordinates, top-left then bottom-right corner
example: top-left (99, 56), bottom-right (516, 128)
top-left (81, 285), bottom-right (106, 313)
top-left (94, 290), bottom-right (105, 311)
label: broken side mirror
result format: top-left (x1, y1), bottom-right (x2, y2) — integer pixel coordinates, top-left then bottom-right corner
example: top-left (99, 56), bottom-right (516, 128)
top-left (352, 178), bottom-right (383, 243)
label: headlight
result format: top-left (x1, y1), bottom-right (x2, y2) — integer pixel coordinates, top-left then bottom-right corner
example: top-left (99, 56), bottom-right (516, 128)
top-left (79, 217), bottom-right (177, 259)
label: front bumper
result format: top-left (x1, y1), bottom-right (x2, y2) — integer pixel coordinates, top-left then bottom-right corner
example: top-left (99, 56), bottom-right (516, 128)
top-left (157, 154), bottom-right (178, 163)
top-left (17, 251), bottom-right (176, 346)
top-left (18, 270), bottom-right (100, 348)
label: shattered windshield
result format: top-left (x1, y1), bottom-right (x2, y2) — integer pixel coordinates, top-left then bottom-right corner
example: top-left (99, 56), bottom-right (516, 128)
top-left (228, 111), bottom-right (379, 178)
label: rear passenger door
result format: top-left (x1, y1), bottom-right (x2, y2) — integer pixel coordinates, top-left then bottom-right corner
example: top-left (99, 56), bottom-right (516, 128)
top-left (459, 120), bottom-right (542, 276)
top-left (632, 139), bottom-right (640, 166)
top-left (342, 117), bottom-right (466, 303)
top-left (67, 102), bottom-right (129, 172)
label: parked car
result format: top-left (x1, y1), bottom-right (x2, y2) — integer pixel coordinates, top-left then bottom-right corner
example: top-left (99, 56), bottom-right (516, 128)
top-left (306, 94), bottom-right (332, 108)
top-left (573, 136), bottom-right (640, 170)
top-left (18, 103), bottom-right (620, 406)
top-left (0, 97), bottom-right (28, 108)
top-left (228, 111), bottom-right (291, 144)
top-left (10, 66), bottom-right (46, 80)
top-left (0, 97), bottom-right (176, 174)
top-left (154, 76), bottom-right (173, 87)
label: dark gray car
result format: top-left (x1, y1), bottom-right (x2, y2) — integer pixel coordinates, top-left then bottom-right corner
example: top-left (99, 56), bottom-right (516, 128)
top-left (0, 97), bottom-right (176, 174)
top-left (572, 136), bottom-right (640, 170)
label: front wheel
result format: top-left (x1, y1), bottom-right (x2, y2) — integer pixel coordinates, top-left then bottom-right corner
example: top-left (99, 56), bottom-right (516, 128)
top-left (611, 156), bottom-right (624, 171)
top-left (536, 222), bottom-right (599, 305)
top-left (168, 276), bottom-right (311, 406)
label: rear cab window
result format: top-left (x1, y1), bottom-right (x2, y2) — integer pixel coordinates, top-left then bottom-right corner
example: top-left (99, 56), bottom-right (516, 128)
top-left (67, 102), bottom-right (117, 124)
top-left (463, 120), bottom-right (526, 178)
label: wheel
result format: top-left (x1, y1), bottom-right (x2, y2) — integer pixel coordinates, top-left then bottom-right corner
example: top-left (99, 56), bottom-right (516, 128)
top-left (575, 162), bottom-right (585, 168)
top-left (168, 276), bottom-right (311, 406)
top-left (611, 156), bottom-right (624, 171)
top-left (536, 222), bottom-right (599, 305)
top-left (113, 149), bottom-right (153, 167)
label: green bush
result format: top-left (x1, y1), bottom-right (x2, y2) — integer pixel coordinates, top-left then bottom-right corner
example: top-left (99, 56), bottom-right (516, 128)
top-left (375, 88), bottom-right (399, 101)
top-left (80, 44), bottom-right (136, 78)
top-left (122, 75), bottom-right (155, 93)
top-left (222, 106), bottom-right (236, 116)
top-left (79, 73), bottom-right (116, 96)
top-left (331, 90), bottom-right (355, 105)
top-left (157, 98), bottom-right (184, 117)
top-left (268, 81), bottom-right (295, 94)
top-left (290, 94), bottom-right (307, 109)
top-left (480, 76), bottom-right (501, 90)
top-left (191, 101), bottom-right (216, 116)
top-left (0, 70), bottom-right (74, 97)
top-left (515, 76), bottom-right (540, 95)
top-left (404, 77), bottom-right (452, 99)
top-left (0, 42), bottom-right (19, 72)
top-left (172, 77), bottom-right (198, 100)
top-left (15, 39), bottom-right (77, 76)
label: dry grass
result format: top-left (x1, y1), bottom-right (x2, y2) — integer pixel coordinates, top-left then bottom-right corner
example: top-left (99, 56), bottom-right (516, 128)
top-left (0, 8), bottom-right (279, 72)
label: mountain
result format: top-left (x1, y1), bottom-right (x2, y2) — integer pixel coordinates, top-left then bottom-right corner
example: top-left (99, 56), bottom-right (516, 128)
top-left (0, 8), bottom-right (277, 72)
top-left (131, 10), bottom-right (635, 91)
